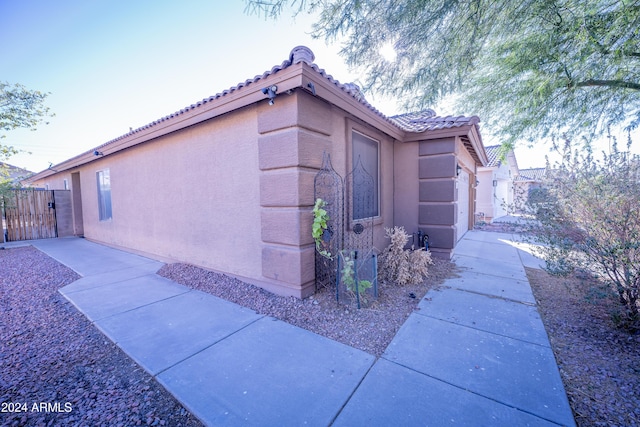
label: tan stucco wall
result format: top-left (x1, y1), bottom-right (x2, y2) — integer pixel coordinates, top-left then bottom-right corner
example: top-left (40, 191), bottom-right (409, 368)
top-left (87, 106), bottom-right (263, 278)
top-left (34, 106), bottom-right (265, 288)
top-left (29, 85), bottom-right (483, 297)
top-left (393, 140), bottom-right (420, 239)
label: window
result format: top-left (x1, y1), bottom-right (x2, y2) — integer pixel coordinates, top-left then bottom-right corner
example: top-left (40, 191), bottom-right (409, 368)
top-left (96, 169), bottom-right (112, 221)
top-left (352, 131), bottom-right (380, 219)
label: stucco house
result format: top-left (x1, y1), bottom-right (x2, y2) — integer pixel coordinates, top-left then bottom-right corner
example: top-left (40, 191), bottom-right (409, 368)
top-left (513, 167), bottom-right (546, 212)
top-left (476, 145), bottom-right (518, 221)
top-left (26, 46), bottom-right (488, 298)
top-left (1, 162), bottom-right (33, 184)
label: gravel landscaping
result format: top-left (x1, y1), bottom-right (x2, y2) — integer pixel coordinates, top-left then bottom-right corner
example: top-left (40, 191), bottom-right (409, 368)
top-left (0, 246), bottom-right (203, 427)
top-left (527, 267), bottom-right (640, 427)
top-left (3, 231), bottom-right (639, 427)
top-left (158, 257), bottom-right (454, 358)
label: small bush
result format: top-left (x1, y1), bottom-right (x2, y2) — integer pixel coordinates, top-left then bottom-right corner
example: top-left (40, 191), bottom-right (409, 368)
top-left (379, 226), bottom-right (432, 285)
top-left (522, 134), bottom-right (640, 325)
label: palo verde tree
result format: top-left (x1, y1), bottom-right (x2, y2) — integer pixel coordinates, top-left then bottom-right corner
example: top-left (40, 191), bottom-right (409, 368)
top-left (245, 0), bottom-right (640, 144)
top-left (523, 134), bottom-right (640, 328)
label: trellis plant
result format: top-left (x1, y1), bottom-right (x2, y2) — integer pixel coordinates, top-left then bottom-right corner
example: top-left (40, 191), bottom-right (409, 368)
top-left (312, 198), bottom-right (332, 259)
top-left (341, 253), bottom-right (372, 302)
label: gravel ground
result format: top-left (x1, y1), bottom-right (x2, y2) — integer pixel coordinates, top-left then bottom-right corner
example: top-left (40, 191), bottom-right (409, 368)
top-left (157, 257), bottom-right (455, 358)
top-left (4, 232), bottom-right (639, 427)
top-left (527, 267), bottom-right (640, 427)
top-left (0, 246), bottom-right (203, 427)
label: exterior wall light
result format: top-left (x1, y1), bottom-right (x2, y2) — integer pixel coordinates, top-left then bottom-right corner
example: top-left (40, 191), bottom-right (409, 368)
top-left (456, 164), bottom-right (462, 176)
top-left (262, 85), bottom-right (278, 105)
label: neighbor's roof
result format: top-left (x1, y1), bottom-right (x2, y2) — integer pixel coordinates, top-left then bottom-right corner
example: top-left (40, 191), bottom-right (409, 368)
top-left (483, 145), bottom-right (503, 167)
top-left (1, 162), bottom-right (33, 183)
top-left (516, 167), bottom-right (546, 182)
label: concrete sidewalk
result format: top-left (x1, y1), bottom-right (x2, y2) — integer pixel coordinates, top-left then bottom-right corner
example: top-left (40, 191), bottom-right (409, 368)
top-left (12, 233), bottom-right (574, 426)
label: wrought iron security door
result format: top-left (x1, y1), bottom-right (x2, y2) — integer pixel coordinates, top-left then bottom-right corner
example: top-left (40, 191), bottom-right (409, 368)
top-left (313, 152), bottom-right (378, 308)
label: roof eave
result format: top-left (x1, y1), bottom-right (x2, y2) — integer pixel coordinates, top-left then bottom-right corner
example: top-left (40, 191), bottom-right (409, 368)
top-left (27, 64), bottom-right (308, 182)
top-left (299, 65), bottom-right (405, 140)
top-left (400, 123), bottom-right (488, 166)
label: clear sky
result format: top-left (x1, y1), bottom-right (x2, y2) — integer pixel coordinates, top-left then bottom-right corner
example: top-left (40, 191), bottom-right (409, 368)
top-left (1, 0), bottom-right (569, 173)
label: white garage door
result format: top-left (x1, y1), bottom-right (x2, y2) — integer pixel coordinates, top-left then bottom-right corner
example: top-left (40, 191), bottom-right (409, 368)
top-left (457, 170), bottom-right (470, 241)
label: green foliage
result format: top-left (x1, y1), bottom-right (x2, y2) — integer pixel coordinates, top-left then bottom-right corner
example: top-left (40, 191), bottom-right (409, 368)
top-left (312, 198), bottom-right (332, 258)
top-left (379, 226), bottom-right (432, 286)
top-left (340, 254), bottom-right (372, 300)
top-left (522, 134), bottom-right (640, 327)
top-left (245, 0), bottom-right (640, 142)
top-left (1, 82), bottom-right (53, 139)
top-left (0, 82), bottom-right (52, 198)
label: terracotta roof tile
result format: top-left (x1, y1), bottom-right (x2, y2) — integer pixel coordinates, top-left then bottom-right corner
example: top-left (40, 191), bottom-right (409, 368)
top-left (483, 145), bottom-right (502, 167)
top-left (516, 167), bottom-right (546, 182)
top-left (92, 46), bottom-right (395, 151)
top-left (106, 46), bottom-right (480, 147)
top-left (389, 110), bottom-right (480, 132)
top-left (45, 46), bottom-right (485, 175)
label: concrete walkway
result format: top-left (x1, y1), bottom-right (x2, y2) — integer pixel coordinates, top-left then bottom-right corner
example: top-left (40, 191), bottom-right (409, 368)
top-left (9, 232), bottom-right (574, 426)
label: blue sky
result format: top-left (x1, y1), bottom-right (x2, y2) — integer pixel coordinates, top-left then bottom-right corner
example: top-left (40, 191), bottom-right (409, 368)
top-left (2, 0), bottom-right (559, 173)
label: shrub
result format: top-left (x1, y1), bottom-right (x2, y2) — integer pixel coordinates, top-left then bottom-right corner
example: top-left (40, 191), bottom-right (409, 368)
top-left (522, 134), bottom-right (640, 328)
top-left (379, 226), bottom-right (432, 285)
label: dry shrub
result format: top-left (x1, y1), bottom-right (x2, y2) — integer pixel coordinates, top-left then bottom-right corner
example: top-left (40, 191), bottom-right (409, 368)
top-left (379, 226), bottom-right (433, 285)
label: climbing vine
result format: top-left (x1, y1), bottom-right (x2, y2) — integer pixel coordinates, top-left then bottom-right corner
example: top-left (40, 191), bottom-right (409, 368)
top-left (312, 198), bottom-right (332, 259)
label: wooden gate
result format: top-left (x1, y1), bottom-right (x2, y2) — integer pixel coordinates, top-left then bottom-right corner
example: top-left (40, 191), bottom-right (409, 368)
top-left (2, 189), bottom-right (57, 241)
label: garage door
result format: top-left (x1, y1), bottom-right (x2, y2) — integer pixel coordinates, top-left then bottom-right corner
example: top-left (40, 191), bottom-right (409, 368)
top-left (456, 170), bottom-right (470, 241)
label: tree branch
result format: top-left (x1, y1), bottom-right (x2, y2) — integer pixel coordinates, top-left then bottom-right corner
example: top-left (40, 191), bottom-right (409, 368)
top-left (574, 79), bottom-right (640, 91)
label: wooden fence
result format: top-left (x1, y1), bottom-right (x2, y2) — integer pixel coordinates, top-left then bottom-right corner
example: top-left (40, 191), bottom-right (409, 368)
top-left (2, 189), bottom-right (57, 241)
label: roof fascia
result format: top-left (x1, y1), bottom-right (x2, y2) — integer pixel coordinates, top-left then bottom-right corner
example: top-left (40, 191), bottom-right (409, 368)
top-left (299, 65), bottom-right (405, 141)
top-left (468, 124), bottom-right (488, 166)
top-left (400, 123), bottom-right (488, 166)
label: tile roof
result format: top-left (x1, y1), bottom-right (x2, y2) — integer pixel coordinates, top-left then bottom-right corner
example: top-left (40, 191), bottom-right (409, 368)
top-left (1, 162), bottom-right (33, 183)
top-left (389, 110), bottom-right (480, 132)
top-left (516, 167), bottom-right (546, 182)
top-left (97, 46), bottom-right (393, 150)
top-left (99, 46), bottom-right (482, 148)
top-left (483, 145), bottom-right (502, 167)
top-left (35, 46), bottom-right (486, 177)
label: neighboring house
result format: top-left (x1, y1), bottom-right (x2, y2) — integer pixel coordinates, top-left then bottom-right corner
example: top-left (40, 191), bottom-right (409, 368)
top-left (26, 46), bottom-right (488, 298)
top-left (476, 145), bottom-right (518, 221)
top-left (513, 167), bottom-right (546, 212)
top-left (0, 162), bottom-right (33, 184)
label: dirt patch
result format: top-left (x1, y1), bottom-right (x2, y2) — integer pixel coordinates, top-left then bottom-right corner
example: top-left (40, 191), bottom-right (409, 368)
top-left (526, 267), bottom-right (640, 426)
top-left (158, 257), bottom-right (455, 358)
